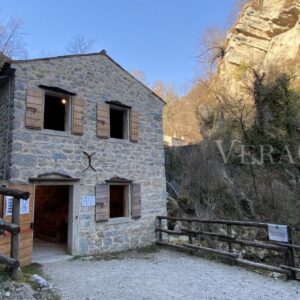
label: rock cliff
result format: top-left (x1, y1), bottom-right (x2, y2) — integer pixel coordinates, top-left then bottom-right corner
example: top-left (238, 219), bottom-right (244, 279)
top-left (165, 0), bottom-right (300, 227)
top-left (219, 0), bottom-right (300, 94)
top-left (163, 0), bottom-right (300, 144)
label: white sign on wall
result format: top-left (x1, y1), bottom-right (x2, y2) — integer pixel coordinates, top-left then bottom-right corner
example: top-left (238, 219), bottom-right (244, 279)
top-left (5, 196), bottom-right (30, 216)
top-left (268, 224), bottom-right (288, 243)
top-left (81, 196), bottom-right (96, 207)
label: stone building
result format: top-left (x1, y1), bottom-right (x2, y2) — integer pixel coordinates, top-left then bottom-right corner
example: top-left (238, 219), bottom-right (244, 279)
top-left (0, 51), bottom-right (166, 266)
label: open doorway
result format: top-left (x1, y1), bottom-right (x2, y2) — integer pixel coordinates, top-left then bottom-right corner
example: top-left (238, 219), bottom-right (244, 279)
top-left (32, 185), bottom-right (71, 263)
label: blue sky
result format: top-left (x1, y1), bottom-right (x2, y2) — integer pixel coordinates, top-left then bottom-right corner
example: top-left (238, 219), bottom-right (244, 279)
top-left (2, 0), bottom-right (237, 92)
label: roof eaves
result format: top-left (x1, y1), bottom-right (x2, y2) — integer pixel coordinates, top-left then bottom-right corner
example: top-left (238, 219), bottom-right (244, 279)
top-left (11, 50), bottom-right (166, 105)
top-left (12, 51), bottom-right (102, 63)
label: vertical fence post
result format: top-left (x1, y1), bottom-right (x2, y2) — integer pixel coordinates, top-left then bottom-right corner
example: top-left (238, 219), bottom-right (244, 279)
top-left (287, 226), bottom-right (296, 280)
top-left (10, 197), bottom-right (21, 279)
top-left (188, 220), bottom-right (193, 244)
top-left (158, 217), bottom-right (162, 243)
top-left (227, 224), bottom-right (233, 253)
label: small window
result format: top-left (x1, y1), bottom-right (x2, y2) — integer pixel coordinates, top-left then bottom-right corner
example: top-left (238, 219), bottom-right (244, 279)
top-left (110, 106), bottom-right (128, 139)
top-left (109, 185), bottom-right (129, 218)
top-left (43, 94), bottom-right (70, 131)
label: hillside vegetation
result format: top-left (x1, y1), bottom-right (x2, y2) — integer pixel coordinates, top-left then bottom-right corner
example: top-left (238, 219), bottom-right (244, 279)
top-left (165, 0), bottom-right (300, 227)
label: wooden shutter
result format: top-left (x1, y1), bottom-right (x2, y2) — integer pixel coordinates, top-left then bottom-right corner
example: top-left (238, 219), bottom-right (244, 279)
top-left (97, 103), bottom-right (110, 138)
top-left (131, 183), bottom-right (141, 218)
top-left (72, 97), bottom-right (84, 135)
top-left (95, 184), bottom-right (109, 222)
top-left (25, 88), bottom-right (44, 129)
top-left (130, 110), bottom-right (139, 143)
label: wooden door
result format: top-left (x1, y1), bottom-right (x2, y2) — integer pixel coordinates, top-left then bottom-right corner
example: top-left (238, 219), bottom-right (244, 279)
top-left (0, 184), bottom-right (34, 267)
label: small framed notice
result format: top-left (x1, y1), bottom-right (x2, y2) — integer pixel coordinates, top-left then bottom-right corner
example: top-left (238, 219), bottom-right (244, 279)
top-left (5, 197), bottom-right (13, 216)
top-left (81, 196), bottom-right (96, 207)
top-left (5, 196), bottom-right (30, 216)
top-left (268, 224), bottom-right (288, 243)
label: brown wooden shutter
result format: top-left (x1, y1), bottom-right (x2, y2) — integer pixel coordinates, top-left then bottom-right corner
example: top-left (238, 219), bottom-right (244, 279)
top-left (97, 103), bottom-right (110, 138)
top-left (130, 110), bottom-right (139, 143)
top-left (25, 88), bottom-right (44, 129)
top-left (72, 97), bottom-right (84, 135)
top-left (131, 183), bottom-right (141, 218)
top-left (95, 184), bottom-right (109, 222)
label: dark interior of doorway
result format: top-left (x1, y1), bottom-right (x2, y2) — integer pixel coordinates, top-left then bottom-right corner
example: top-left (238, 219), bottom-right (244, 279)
top-left (34, 185), bottom-right (69, 244)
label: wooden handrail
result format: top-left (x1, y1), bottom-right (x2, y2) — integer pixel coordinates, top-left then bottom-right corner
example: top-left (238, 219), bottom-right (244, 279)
top-left (276, 242), bottom-right (300, 250)
top-left (157, 216), bottom-right (272, 228)
top-left (0, 186), bottom-right (30, 199)
top-left (0, 219), bottom-right (20, 235)
top-left (0, 255), bottom-right (19, 269)
top-left (156, 227), bottom-right (288, 252)
top-left (156, 216), bottom-right (299, 280)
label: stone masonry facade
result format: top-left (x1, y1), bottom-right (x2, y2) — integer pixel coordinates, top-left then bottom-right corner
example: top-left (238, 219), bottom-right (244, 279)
top-left (1, 52), bottom-right (167, 255)
top-left (0, 75), bottom-right (13, 181)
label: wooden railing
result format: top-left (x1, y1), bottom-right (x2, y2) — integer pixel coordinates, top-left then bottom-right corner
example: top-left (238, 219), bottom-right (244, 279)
top-left (0, 186), bottom-right (30, 278)
top-left (156, 216), bottom-right (299, 280)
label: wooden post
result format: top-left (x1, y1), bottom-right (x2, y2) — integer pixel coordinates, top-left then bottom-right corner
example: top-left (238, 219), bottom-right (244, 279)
top-left (287, 226), bottom-right (296, 280)
top-left (227, 225), bottom-right (233, 253)
top-left (10, 197), bottom-right (21, 279)
top-left (158, 217), bottom-right (162, 242)
top-left (188, 220), bottom-right (193, 244)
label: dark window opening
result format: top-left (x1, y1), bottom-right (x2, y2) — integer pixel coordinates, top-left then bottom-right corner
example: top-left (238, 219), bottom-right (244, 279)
top-left (110, 108), bottom-right (126, 139)
top-left (44, 94), bottom-right (68, 131)
top-left (110, 185), bottom-right (126, 218)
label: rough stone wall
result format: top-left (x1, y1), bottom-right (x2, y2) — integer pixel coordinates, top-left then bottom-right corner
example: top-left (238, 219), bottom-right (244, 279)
top-left (0, 78), bottom-right (13, 181)
top-left (218, 0), bottom-right (300, 94)
top-left (9, 53), bottom-right (166, 255)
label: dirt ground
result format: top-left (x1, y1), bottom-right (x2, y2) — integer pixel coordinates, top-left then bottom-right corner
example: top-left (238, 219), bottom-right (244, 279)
top-left (43, 249), bottom-right (300, 300)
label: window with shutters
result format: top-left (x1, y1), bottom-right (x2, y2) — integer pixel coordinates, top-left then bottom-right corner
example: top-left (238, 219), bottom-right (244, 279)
top-left (97, 102), bottom-right (138, 142)
top-left (110, 106), bottom-right (129, 139)
top-left (43, 93), bottom-right (71, 131)
top-left (109, 184), bottom-right (130, 218)
top-left (25, 87), bottom-right (84, 135)
top-left (95, 181), bottom-right (141, 222)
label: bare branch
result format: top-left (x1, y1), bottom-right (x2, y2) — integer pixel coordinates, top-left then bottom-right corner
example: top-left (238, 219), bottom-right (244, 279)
top-left (66, 35), bottom-right (95, 54)
top-left (197, 26), bottom-right (227, 71)
top-left (0, 16), bottom-right (27, 59)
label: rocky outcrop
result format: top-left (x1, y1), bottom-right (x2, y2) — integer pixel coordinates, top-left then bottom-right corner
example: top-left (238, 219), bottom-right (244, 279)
top-left (163, 0), bottom-right (300, 144)
top-left (219, 0), bottom-right (300, 94)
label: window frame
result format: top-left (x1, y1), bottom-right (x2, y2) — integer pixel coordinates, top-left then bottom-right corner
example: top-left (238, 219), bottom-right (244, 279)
top-left (109, 104), bottom-right (130, 140)
top-left (42, 90), bottom-right (72, 133)
top-left (108, 182), bottom-right (131, 220)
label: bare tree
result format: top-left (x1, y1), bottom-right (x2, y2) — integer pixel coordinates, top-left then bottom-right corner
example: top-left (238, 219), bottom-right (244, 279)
top-left (197, 26), bottom-right (227, 71)
top-left (66, 35), bottom-right (95, 54)
top-left (131, 69), bottom-right (147, 84)
top-left (0, 16), bottom-right (27, 59)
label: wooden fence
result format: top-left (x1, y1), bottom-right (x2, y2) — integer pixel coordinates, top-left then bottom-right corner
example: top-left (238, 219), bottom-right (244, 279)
top-left (156, 216), bottom-right (300, 280)
top-left (0, 186), bottom-right (30, 278)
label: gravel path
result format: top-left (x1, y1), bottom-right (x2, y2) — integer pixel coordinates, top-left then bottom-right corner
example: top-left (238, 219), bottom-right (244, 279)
top-left (43, 249), bottom-right (300, 300)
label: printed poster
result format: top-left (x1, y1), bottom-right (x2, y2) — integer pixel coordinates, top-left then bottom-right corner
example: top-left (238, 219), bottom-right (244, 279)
top-left (5, 196), bottom-right (30, 216)
top-left (268, 224), bottom-right (288, 243)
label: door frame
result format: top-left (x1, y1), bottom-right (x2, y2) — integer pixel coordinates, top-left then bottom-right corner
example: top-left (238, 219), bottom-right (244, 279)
top-left (32, 181), bottom-right (80, 255)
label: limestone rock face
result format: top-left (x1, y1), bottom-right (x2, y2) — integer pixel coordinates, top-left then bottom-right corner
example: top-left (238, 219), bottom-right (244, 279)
top-left (219, 0), bottom-right (300, 94)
